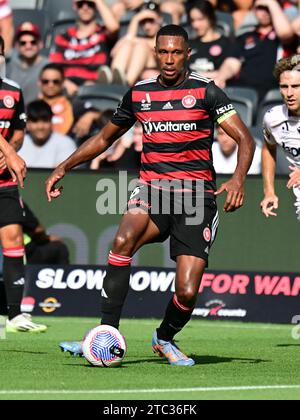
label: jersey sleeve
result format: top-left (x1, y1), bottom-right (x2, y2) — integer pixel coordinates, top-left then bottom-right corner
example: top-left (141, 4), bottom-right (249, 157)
top-left (12, 90), bottom-right (27, 130)
top-left (111, 88), bottom-right (137, 128)
top-left (263, 112), bottom-right (277, 146)
top-left (204, 81), bottom-right (237, 124)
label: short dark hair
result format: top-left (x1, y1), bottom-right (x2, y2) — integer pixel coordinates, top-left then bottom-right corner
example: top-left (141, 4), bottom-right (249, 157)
top-left (27, 100), bottom-right (53, 121)
top-left (156, 25), bottom-right (189, 45)
top-left (187, 0), bottom-right (217, 29)
top-left (0, 36), bottom-right (5, 55)
top-left (40, 63), bottom-right (65, 80)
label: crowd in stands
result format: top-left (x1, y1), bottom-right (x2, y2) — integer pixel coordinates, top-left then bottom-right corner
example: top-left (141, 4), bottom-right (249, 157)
top-left (2, 0), bottom-right (300, 174)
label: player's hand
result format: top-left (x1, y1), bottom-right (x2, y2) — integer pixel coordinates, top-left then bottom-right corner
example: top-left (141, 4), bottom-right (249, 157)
top-left (287, 166), bottom-right (300, 189)
top-left (260, 195), bottom-right (279, 218)
top-left (4, 151), bottom-right (27, 188)
top-left (45, 166), bottom-right (65, 202)
top-left (215, 178), bottom-right (245, 212)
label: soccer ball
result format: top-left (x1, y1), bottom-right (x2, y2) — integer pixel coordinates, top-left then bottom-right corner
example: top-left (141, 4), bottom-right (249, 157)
top-left (82, 325), bottom-right (127, 367)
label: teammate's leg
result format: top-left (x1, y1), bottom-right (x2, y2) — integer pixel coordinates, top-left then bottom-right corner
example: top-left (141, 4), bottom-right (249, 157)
top-left (101, 211), bottom-right (161, 328)
top-left (0, 224), bottom-right (25, 320)
top-left (0, 224), bottom-right (47, 332)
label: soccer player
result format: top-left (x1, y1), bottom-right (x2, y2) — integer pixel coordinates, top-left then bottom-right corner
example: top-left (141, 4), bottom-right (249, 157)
top-left (261, 55), bottom-right (300, 221)
top-left (0, 35), bottom-right (47, 332)
top-left (46, 25), bottom-right (255, 366)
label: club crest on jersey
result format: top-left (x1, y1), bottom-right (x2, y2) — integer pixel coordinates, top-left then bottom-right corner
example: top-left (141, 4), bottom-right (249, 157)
top-left (203, 227), bottom-right (211, 242)
top-left (3, 95), bottom-right (14, 109)
top-left (182, 95), bottom-right (196, 109)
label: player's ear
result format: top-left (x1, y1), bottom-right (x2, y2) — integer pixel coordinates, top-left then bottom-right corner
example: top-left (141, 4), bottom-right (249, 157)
top-left (187, 47), bottom-right (192, 61)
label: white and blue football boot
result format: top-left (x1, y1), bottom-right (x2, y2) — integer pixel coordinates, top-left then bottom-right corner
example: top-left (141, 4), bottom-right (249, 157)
top-left (152, 331), bottom-right (195, 366)
top-left (59, 341), bottom-right (83, 357)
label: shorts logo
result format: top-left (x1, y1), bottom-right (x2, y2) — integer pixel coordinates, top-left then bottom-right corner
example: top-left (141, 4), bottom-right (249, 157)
top-left (130, 186), bottom-right (141, 200)
top-left (203, 227), bottom-right (211, 242)
top-left (4, 95), bottom-right (14, 109)
top-left (182, 95), bottom-right (196, 109)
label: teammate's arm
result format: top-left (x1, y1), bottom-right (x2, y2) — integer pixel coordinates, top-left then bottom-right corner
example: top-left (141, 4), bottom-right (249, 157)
top-left (216, 113), bottom-right (255, 212)
top-left (9, 129), bottom-right (25, 152)
top-left (45, 122), bottom-right (130, 201)
top-left (0, 134), bottom-right (27, 188)
top-left (260, 141), bottom-right (278, 217)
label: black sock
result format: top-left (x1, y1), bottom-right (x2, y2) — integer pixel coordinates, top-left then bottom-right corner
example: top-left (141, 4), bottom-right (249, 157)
top-left (101, 252), bottom-right (132, 329)
top-left (0, 281), bottom-right (8, 316)
top-left (3, 248), bottom-right (25, 320)
top-left (157, 295), bottom-right (194, 342)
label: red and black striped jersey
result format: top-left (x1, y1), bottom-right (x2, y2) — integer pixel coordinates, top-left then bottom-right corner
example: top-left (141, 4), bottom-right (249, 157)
top-left (49, 25), bottom-right (109, 85)
top-left (111, 72), bottom-right (236, 194)
top-left (0, 78), bottom-right (26, 189)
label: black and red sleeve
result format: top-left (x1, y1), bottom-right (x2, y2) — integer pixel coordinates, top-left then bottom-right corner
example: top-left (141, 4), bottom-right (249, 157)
top-left (111, 88), bottom-right (137, 128)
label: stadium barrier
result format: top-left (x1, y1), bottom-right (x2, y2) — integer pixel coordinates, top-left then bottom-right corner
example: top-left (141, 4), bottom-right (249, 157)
top-left (20, 265), bottom-right (300, 324)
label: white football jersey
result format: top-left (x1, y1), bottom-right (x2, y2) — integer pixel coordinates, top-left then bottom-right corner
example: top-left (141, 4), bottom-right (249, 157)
top-left (263, 104), bottom-right (300, 221)
top-left (263, 104), bottom-right (300, 168)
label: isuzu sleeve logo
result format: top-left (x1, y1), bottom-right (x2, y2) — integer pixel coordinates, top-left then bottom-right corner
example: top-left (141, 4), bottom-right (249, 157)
top-left (143, 120), bottom-right (197, 134)
top-left (216, 104), bottom-right (234, 115)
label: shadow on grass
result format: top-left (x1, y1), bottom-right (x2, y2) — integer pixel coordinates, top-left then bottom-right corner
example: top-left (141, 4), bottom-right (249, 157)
top-left (190, 355), bottom-right (269, 365)
top-left (277, 344), bottom-right (300, 348)
top-left (62, 354), bottom-right (269, 369)
top-left (0, 349), bottom-right (47, 355)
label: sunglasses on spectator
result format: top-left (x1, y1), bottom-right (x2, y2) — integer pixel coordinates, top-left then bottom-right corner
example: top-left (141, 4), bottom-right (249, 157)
top-left (41, 79), bottom-right (63, 85)
top-left (76, 1), bottom-right (96, 9)
top-left (19, 39), bottom-right (38, 46)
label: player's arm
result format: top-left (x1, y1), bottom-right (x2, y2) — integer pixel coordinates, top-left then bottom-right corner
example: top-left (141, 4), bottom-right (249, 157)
top-left (45, 122), bottom-right (130, 201)
top-left (0, 134), bottom-right (27, 188)
top-left (206, 81), bottom-right (255, 212)
top-left (261, 141), bottom-right (278, 217)
top-left (9, 129), bottom-right (25, 152)
top-left (216, 113), bottom-right (255, 212)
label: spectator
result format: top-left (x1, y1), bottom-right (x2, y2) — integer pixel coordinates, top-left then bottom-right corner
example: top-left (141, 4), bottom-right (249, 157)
top-left (39, 63), bottom-right (74, 135)
top-left (22, 202), bottom-right (70, 265)
top-left (212, 125), bottom-right (262, 174)
top-left (112, 0), bottom-right (184, 24)
top-left (106, 2), bottom-right (162, 86)
top-left (0, 0), bottom-right (13, 54)
top-left (49, 0), bottom-right (119, 96)
top-left (19, 100), bottom-right (76, 168)
top-left (187, 0), bottom-right (233, 76)
top-left (215, 0), bottom-right (295, 101)
top-left (231, 0), bottom-right (258, 34)
top-left (6, 22), bottom-right (48, 105)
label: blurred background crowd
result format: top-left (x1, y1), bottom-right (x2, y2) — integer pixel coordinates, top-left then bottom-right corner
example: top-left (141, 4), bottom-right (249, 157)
top-left (3, 0), bottom-right (300, 174)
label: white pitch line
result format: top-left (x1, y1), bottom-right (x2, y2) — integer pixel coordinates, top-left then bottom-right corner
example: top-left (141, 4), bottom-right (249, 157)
top-left (1, 385), bottom-right (300, 395)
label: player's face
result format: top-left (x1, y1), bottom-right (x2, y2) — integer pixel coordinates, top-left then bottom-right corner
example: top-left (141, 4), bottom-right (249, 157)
top-left (40, 69), bottom-right (64, 98)
top-left (155, 36), bottom-right (191, 86)
top-left (279, 70), bottom-right (300, 116)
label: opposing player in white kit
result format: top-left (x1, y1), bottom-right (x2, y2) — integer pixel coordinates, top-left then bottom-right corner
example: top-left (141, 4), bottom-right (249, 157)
top-left (261, 55), bottom-right (300, 220)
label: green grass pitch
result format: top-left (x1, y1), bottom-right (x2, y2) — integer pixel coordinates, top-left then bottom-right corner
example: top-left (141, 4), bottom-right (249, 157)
top-left (0, 317), bottom-right (300, 400)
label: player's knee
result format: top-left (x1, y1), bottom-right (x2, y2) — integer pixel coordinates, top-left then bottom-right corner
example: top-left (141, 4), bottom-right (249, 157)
top-left (113, 233), bottom-right (136, 255)
top-left (2, 231), bottom-right (23, 248)
top-left (176, 287), bottom-right (197, 308)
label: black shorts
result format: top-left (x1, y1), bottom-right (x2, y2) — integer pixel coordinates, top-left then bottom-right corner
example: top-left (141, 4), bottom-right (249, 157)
top-left (0, 187), bottom-right (26, 228)
top-left (127, 184), bottom-right (219, 262)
